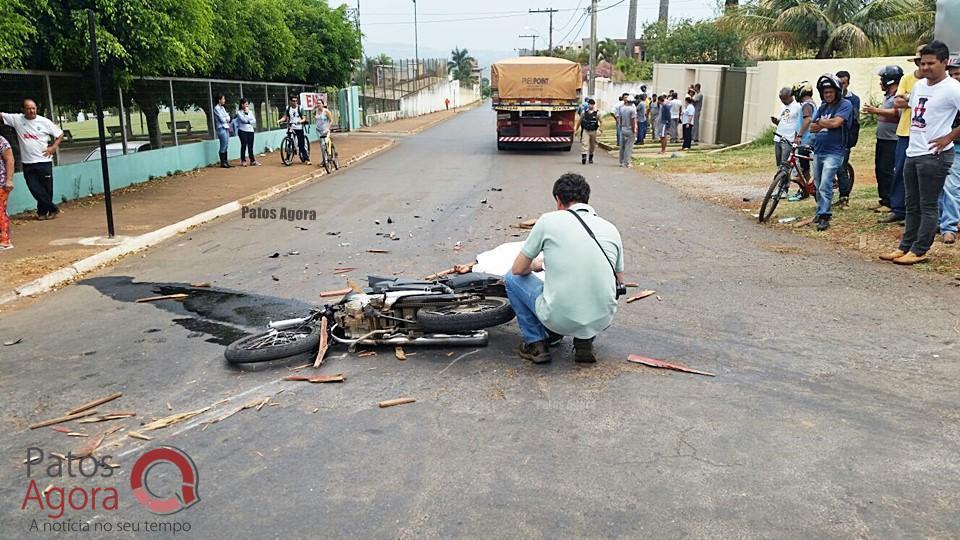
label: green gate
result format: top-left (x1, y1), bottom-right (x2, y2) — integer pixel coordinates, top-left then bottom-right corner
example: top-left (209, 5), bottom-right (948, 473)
top-left (716, 67), bottom-right (747, 146)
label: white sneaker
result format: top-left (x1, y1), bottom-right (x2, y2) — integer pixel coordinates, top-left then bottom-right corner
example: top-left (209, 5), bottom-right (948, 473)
top-left (0, 244), bottom-right (13, 251)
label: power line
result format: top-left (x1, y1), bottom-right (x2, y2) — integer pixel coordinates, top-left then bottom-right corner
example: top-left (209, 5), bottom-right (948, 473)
top-left (557, 9), bottom-right (589, 46)
top-left (363, 13), bottom-right (531, 25)
top-left (596, 0), bottom-right (628, 12)
top-left (554, 0), bottom-right (585, 33)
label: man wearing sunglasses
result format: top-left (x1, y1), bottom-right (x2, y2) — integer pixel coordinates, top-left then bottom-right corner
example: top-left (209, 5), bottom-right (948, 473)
top-left (279, 95), bottom-right (311, 164)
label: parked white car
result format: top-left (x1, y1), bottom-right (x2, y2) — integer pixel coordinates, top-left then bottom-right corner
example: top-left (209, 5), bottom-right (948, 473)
top-left (82, 141), bottom-right (152, 161)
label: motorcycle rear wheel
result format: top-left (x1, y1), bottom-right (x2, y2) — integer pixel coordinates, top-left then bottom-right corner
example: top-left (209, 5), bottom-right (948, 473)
top-left (416, 297), bottom-right (515, 333)
top-left (225, 325), bottom-right (322, 363)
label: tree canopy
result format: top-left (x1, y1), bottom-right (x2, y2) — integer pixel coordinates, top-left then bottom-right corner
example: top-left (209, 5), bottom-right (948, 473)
top-left (643, 20), bottom-right (746, 66)
top-left (448, 48), bottom-right (477, 85)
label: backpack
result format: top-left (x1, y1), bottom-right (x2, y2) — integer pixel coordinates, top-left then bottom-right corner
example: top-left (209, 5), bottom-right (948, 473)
top-left (581, 110), bottom-right (599, 131)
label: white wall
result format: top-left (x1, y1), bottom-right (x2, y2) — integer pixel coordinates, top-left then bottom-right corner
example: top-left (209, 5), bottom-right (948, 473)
top-left (586, 79), bottom-right (653, 115)
top-left (365, 80), bottom-right (481, 126)
top-left (652, 64), bottom-right (725, 144)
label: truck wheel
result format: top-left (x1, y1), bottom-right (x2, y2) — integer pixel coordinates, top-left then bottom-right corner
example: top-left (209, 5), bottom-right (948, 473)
top-left (564, 145), bottom-right (573, 152)
top-left (497, 143), bottom-right (505, 151)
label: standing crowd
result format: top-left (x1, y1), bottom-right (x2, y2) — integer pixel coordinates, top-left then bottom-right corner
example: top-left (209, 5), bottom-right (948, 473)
top-left (770, 40), bottom-right (960, 265)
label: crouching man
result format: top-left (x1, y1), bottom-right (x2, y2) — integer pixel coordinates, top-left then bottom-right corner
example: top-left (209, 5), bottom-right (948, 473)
top-left (504, 173), bottom-right (625, 364)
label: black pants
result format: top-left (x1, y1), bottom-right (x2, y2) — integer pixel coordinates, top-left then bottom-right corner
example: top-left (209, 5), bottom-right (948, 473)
top-left (900, 152), bottom-right (955, 255)
top-left (23, 162), bottom-right (58, 216)
top-left (681, 124), bottom-right (693, 149)
top-left (238, 130), bottom-right (255, 162)
top-left (294, 129), bottom-right (309, 162)
top-left (875, 138), bottom-right (897, 207)
top-left (797, 146), bottom-right (812, 179)
top-left (837, 147), bottom-right (853, 197)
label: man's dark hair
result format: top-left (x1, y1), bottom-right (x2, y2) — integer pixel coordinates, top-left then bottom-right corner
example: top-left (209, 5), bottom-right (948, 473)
top-left (586, 97), bottom-right (595, 104)
top-left (836, 70), bottom-right (851, 80)
top-left (920, 40), bottom-right (950, 62)
top-left (620, 92), bottom-right (629, 99)
top-left (685, 96), bottom-right (693, 104)
top-left (553, 173), bottom-right (590, 205)
top-left (694, 83), bottom-right (701, 90)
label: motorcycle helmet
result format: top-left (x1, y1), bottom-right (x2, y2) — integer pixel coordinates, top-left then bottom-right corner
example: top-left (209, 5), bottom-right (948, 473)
top-left (792, 81), bottom-right (813, 100)
top-left (949, 55), bottom-right (960, 68)
top-left (877, 65), bottom-right (904, 87)
top-left (816, 73), bottom-right (843, 100)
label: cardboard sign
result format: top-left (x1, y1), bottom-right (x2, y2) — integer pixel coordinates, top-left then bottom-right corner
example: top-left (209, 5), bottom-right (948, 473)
top-left (299, 92), bottom-right (328, 111)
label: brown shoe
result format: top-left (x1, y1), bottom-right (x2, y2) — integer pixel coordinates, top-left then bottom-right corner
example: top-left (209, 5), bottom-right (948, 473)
top-left (879, 249), bottom-right (906, 261)
top-left (518, 340), bottom-right (552, 364)
top-left (893, 252), bottom-right (929, 265)
top-left (573, 338), bottom-right (596, 363)
top-left (943, 232), bottom-right (957, 244)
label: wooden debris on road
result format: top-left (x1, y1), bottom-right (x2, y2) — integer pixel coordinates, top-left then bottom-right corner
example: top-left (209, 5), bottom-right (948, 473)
top-left (395, 346), bottom-right (407, 361)
top-left (378, 397), bottom-right (416, 408)
top-left (51, 426), bottom-right (72, 434)
top-left (140, 407), bottom-right (211, 432)
top-left (625, 290), bottom-right (657, 303)
top-left (623, 282), bottom-right (640, 287)
top-left (135, 293), bottom-right (189, 303)
top-left (313, 318), bottom-right (329, 368)
top-left (127, 431), bottom-right (152, 441)
top-left (190, 282), bottom-right (212, 288)
top-left (357, 351), bottom-right (377, 358)
top-left (425, 262), bottom-right (475, 280)
top-left (320, 287), bottom-right (353, 298)
top-left (627, 354), bottom-right (715, 377)
top-left (3, 337), bottom-right (23, 346)
top-left (367, 249), bottom-right (390, 254)
top-left (333, 267), bottom-right (357, 275)
top-left (66, 432), bottom-right (89, 437)
top-left (346, 278), bottom-right (363, 294)
top-left (75, 426), bottom-right (123, 457)
top-left (77, 411), bottom-right (137, 423)
top-left (511, 218), bottom-right (538, 229)
top-left (283, 374), bottom-right (345, 383)
top-left (30, 410), bottom-right (99, 430)
top-left (66, 392), bottom-right (123, 415)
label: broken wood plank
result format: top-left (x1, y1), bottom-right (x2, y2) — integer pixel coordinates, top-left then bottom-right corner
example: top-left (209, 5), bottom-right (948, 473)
top-left (29, 410), bottom-right (99, 430)
top-left (623, 282), bottom-right (640, 287)
top-left (77, 412), bottom-right (137, 423)
top-left (51, 426), bottom-right (72, 434)
top-left (367, 249), bottom-right (390, 254)
top-left (135, 293), bottom-right (189, 303)
top-left (357, 351), bottom-right (377, 358)
top-left (283, 374), bottom-right (346, 383)
top-left (313, 317), bottom-right (329, 368)
top-left (319, 287), bottom-right (353, 298)
top-left (378, 397), bottom-right (416, 408)
top-left (425, 268), bottom-right (456, 280)
top-left (395, 346), bottom-right (407, 361)
top-left (511, 218), bottom-right (538, 229)
top-left (625, 290), bottom-right (657, 304)
top-left (627, 354), bottom-right (715, 377)
top-left (127, 431), bottom-right (152, 441)
top-left (139, 407), bottom-right (211, 432)
top-left (75, 426), bottom-right (123, 457)
top-left (66, 392), bottom-right (123, 415)
top-left (190, 282), bottom-right (212, 288)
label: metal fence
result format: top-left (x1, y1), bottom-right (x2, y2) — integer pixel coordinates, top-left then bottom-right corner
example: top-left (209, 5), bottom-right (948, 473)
top-left (357, 58), bottom-right (448, 117)
top-left (0, 70), bottom-right (332, 166)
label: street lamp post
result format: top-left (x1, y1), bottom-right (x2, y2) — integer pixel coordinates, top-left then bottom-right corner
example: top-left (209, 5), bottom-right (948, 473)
top-left (413, 0), bottom-right (419, 84)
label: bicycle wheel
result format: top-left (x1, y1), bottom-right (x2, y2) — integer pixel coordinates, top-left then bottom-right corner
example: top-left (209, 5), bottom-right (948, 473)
top-left (844, 163), bottom-right (855, 189)
top-left (331, 143), bottom-right (339, 170)
top-left (759, 170), bottom-right (790, 223)
top-left (280, 137), bottom-right (295, 166)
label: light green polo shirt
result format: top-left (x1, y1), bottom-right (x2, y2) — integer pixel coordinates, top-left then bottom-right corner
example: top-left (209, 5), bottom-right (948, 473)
top-left (521, 203), bottom-right (624, 339)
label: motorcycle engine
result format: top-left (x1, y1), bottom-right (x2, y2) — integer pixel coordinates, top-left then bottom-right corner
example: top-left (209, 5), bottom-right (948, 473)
top-left (334, 293), bottom-right (398, 338)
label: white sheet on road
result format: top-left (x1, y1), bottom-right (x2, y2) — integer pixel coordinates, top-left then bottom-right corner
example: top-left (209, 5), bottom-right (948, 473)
top-left (473, 242), bottom-right (544, 281)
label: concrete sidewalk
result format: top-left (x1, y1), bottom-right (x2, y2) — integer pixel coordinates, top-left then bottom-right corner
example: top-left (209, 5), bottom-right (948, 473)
top-left (0, 108), bottom-right (472, 308)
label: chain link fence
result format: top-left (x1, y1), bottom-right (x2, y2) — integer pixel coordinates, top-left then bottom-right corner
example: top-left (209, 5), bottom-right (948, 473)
top-left (0, 70), bottom-right (334, 167)
top-left (357, 58), bottom-right (448, 118)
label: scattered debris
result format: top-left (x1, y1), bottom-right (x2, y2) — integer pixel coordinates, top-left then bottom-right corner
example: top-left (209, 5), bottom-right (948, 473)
top-left (271, 275), bottom-right (280, 282)
top-left (3, 337), bottom-right (23, 346)
top-left (794, 217), bottom-right (816, 228)
top-left (140, 407), bottom-right (211, 432)
top-left (75, 426), bottom-right (123, 457)
top-left (346, 278), bottom-right (363, 293)
top-left (453, 241), bottom-right (462, 251)
top-left (387, 217), bottom-right (394, 224)
top-left (627, 354), bottom-right (715, 376)
top-left (30, 410), bottom-right (100, 430)
top-left (338, 242), bottom-right (351, 247)
top-left (490, 187), bottom-right (503, 191)
top-left (623, 282), bottom-right (639, 287)
top-left (333, 267), bottom-right (357, 274)
top-left (166, 402), bottom-right (173, 411)
top-left (320, 287), bottom-right (353, 298)
top-left (268, 252), bottom-right (280, 258)
top-left (374, 220), bottom-right (381, 225)
top-left (357, 351), bottom-right (377, 358)
top-left (480, 199), bottom-right (488, 204)
top-left (368, 249), bottom-right (390, 254)
top-left (136, 293), bottom-right (189, 303)
top-left (778, 217), bottom-right (798, 224)
top-left (378, 397), bottom-right (416, 408)
top-left (313, 318), bottom-right (329, 368)
top-left (446, 352), bottom-right (455, 357)
top-left (51, 426), bottom-right (72, 434)
top-left (284, 374), bottom-right (345, 383)
top-left (325, 231), bottom-right (340, 236)
top-left (656, 295), bottom-right (663, 301)
top-left (742, 197), bottom-right (751, 202)
top-left (512, 218), bottom-right (538, 230)
top-left (288, 251), bottom-right (300, 256)
top-left (66, 392), bottom-right (123, 415)
top-left (190, 282), bottom-right (212, 288)
top-left (77, 412), bottom-right (137, 423)
top-left (312, 408), bottom-right (320, 414)
top-left (395, 346), bottom-right (407, 361)
top-left (127, 431), bottom-right (152, 441)
top-left (66, 432), bottom-right (89, 437)
top-left (625, 290), bottom-right (657, 303)
top-left (296, 226), bottom-right (310, 231)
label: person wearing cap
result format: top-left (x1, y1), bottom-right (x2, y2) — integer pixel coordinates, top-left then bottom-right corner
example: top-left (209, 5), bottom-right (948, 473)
top-left (880, 40), bottom-right (960, 265)
top-left (618, 95), bottom-right (637, 167)
top-left (863, 65), bottom-right (904, 212)
top-left (809, 73), bottom-right (855, 231)
top-left (574, 98), bottom-right (602, 165)
top-left (936, 55), bottom-right (960, 244)
top-left (882, 46), bottom-right (925, 224)
top-left (833, 71), bottom-right (861, 208)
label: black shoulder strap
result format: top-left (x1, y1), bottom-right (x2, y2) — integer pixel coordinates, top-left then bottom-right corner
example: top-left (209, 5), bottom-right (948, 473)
top-left (566, 209), bottom-right (618, 284)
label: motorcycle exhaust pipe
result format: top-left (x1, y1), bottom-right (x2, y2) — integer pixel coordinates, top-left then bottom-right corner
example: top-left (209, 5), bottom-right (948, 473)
top-left (268, 317), bottom-right (310, 330)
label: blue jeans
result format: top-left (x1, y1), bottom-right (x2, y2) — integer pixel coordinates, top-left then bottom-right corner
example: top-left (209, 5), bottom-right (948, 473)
top-left (814, 152), bottom-right (844, 218)
top-left (938, 149), bottom-right (960, 234)
top-left (615, 123), bottom-right (622, 147)
top-left (890, 136), bottom-right (909, 217)
top-left (503, 272), bottom-right (546, 344)
top-left (637, 122), bottom-right (648, 143)
top-left (216, 128), bottom-right (229, 153)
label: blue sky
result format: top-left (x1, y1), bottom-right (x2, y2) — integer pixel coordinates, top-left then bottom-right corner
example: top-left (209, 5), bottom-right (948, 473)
top-left (351, 0), bottom-right (720, 69)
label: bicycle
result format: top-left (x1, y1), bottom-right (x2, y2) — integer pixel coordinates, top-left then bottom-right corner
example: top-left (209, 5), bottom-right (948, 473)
top-left (317, 132), bottom-right (339, 174)
top-left (279, 123), bottom-right (310, 166)
top-left (758, 143), bottom-right (853, 223)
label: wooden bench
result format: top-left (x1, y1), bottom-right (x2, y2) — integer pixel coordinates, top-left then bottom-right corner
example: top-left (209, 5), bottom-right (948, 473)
top-left (107, 126), bottom-right (123, 139)
top-left (166, 120), bottom-right (193, 136)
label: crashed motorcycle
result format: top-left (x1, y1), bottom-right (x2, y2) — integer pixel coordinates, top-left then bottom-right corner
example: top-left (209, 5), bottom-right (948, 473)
top-left (224, 273), bottom-right (515, 363)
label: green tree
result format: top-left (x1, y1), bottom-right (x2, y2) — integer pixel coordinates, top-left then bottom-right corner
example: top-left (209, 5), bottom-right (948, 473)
top-left (644, 19), bottom-right (746, 65)
top-left (597, 38), bottom-right (621, 63)
top-left (448, 47), bottom-right (477, 85)
top-left (0, 0), bottom-right (38, 69)
top-left (209, 0), bottom-right (296, 81)
top-left (722, 0), bottom-right (934, 59)
top-left (285, 0), bottom-right (361, 86)
top-left (614, 57), bottom-right (654, 81)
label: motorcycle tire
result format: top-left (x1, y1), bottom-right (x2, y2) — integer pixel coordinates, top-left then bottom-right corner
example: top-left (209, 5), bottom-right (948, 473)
top-left (416, 297), bottom-right (515, 333)
top-left (224, 325), bottom-right (322, 364)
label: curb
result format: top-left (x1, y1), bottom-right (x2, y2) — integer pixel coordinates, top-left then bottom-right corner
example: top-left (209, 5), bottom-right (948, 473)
top-left (3, 139), bottom-right (396, 306)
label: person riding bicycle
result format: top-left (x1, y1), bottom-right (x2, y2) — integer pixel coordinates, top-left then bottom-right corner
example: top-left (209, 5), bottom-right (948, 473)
top-left (279, 95), bottom-right (310, 164)
top-left (788, 81), bottom-right (816, 201)
top-left (809, 73), bottom-right (855, 231)
top-left (315, 99), bottom-right (334, 164)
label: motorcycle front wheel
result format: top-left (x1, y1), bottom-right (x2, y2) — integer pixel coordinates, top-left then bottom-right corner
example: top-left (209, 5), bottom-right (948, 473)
top-left (416, 297), bottom-right (515, 333)
top-left (225, 325), bottom-right (322, 363)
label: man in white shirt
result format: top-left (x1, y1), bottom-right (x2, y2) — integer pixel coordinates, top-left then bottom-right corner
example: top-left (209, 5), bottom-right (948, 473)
top-left (881, 41), bottom-right (960, 265)
top-left (669, 92), bottom-right (681, 143)
top-left (771, 87), bottom-right (801, 168)
top-left (613, 93), bottom-right (627, 147)
top-left (278, 95), bottom-right (311, 165)
top-left (0, 99), bottom-right (64, 219)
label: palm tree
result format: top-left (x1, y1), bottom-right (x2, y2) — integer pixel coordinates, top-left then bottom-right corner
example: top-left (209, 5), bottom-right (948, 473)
top-left (597, 38), bottom-right (621, 63)
top-left (448, 47), bottom-right (477, 84)
top-left (723, 0), bottom-right (933, 59)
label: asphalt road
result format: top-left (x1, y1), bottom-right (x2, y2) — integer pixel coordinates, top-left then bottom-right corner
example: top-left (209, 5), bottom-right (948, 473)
top-left (2, 105), bottom-right (959, 539)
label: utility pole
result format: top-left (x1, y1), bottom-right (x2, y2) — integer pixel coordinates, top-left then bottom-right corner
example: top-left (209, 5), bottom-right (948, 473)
top-left (658, 0), bottom-right (669, 23)
top-left (87, 9), bottom-right (115, 238)
top-left (519, 33), bottom-right (539, 55)
top-left (588, 0), bottom-right (598, 96)
top-left (529, 8), bottom-right (559, 52)
top-left (625, 0), bottom-right (638, 59)
top-left (412, 0), bottom-right (419, 78)
top-left (353, 1), bottom-right (365, 126)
